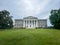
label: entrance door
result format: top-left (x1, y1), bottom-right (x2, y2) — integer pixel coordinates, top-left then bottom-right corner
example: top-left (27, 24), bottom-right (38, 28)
top-left (27, 24), bottom-right (34, 28)
top-left (27, 25), bottom-right (31, 28)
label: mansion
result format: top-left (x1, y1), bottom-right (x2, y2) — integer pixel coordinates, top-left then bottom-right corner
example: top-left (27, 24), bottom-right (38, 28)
top-left (14, 16), bottom-right (47, 28)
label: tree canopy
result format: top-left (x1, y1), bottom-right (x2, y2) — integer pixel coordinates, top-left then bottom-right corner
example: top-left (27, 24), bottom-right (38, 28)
top-left (0, 10), bottom-right (13, 29)
top-left (49, 9), bottom-right (60, 29)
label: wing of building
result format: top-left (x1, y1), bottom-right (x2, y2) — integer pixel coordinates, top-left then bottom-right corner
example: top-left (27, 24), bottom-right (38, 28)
top-left (14, 16), bottom-right (47, 28)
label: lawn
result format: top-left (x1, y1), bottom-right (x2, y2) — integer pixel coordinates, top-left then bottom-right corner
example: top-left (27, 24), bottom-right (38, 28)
top-left (0, 29), bottom-right (60, 45)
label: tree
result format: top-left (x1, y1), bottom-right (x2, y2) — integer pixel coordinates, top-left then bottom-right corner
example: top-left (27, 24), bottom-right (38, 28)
top-left (0, 10), bottom-right (13, 29)
top-left (49, 9), bottom-right (60, 29)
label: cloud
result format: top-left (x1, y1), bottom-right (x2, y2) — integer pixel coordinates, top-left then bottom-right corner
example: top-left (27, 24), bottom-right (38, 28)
top-left (0, 0), bottom-right (60, 26)
top-left (14, 0), bottom-right (51, 16)
top-left (0, 0), bottom-right (60, 19)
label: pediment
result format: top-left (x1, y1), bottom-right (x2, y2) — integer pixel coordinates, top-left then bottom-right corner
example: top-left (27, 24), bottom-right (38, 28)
top-left (24, 16), bottom-right (38, 19)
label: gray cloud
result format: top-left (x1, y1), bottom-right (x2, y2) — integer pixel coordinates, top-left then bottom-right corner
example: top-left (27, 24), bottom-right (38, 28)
top-left (0, 0), bottom-right (60, 26)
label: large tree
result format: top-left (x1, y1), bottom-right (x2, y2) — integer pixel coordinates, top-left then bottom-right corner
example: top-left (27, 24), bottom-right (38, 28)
top-left (49, 9), bottom-right (60, 29)
top-left (0, 10), bottom-right (13, 29)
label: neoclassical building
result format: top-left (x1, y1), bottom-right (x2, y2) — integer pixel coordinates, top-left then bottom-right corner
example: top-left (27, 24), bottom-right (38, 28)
top-left (14, 16), bottom-right (47, 28)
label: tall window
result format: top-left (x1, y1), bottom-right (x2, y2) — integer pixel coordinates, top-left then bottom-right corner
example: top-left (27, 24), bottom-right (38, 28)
top-left (35, 20), bottom-right (36, 26)
top-left (25, 21), bottom-right (26, 27)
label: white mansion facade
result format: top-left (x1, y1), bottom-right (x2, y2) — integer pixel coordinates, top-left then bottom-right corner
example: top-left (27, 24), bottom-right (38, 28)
top-left (14, 16), bottom-right (47, 28)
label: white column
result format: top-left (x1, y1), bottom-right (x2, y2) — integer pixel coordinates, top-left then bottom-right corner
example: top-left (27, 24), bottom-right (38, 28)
top-left (33, 20), bottom-right (34, 28)
top-left (32, 20), bottom-right (33, 28)
top-left (35, 20), bottom-right (36, 28)
top-left (26, 20), bottom-right (27, 28)
top-left (26, 20), bottom-right (27, 27)
top-left (29, 20), bottom-right (30, 28)
top-left (28, 20), bottom-right (29, 28)
top-left (27, 20), bottom-right (28, 28)
top-left (34, 20), bottom-right (35, 28)
top-left (25, 20), bottom-right (26, 27)
top-left (23, 20), bottom-right (25, 27)
top-left (31, 20), bottom-right (32, 28)
top-left (29, 20), bottom-right (31, 27)
top-left (37, 20), bottom-right (38, 27)
top-left (36, 20), bottom-right (38, 27)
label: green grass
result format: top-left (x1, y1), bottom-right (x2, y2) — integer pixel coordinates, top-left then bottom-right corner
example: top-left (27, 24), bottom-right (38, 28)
top-left (0, 29), bottom-right (60, 45)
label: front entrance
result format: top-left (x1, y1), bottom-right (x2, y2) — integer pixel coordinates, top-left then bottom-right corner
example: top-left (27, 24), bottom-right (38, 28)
top-left (24, 19), bottom-right (37, 28)
top-left (27, 24), bottom-right (34, 28)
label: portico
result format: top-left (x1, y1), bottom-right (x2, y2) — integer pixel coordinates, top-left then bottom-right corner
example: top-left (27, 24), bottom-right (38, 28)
top-left (23, 19), bottom-right (38, 28)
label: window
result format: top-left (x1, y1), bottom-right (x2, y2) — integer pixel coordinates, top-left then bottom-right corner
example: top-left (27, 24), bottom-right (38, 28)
top-left (30, 20), bottom-right (31, 24)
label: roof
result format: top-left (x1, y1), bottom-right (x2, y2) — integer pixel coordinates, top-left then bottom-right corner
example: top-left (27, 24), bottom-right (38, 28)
top-left (15, 19), bottom-right (23, 21)
top-left (38, 19), bottom-right (47, 21)
top-left (23, 16), bottom-right (38, 19)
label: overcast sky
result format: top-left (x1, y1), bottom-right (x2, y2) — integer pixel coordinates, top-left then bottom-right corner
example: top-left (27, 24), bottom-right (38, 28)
top-left (0, 0), bottom-right (60, 26)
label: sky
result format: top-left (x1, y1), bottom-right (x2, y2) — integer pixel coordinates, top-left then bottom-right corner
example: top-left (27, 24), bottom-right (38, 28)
top-left (0, 0), bottom-right (60, 26)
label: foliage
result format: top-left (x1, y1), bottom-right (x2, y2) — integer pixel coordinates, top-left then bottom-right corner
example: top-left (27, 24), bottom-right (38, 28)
top-left (0, 10), bottom-right (13, 29)
top-left (49, 9), bottom-right (60, 29)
